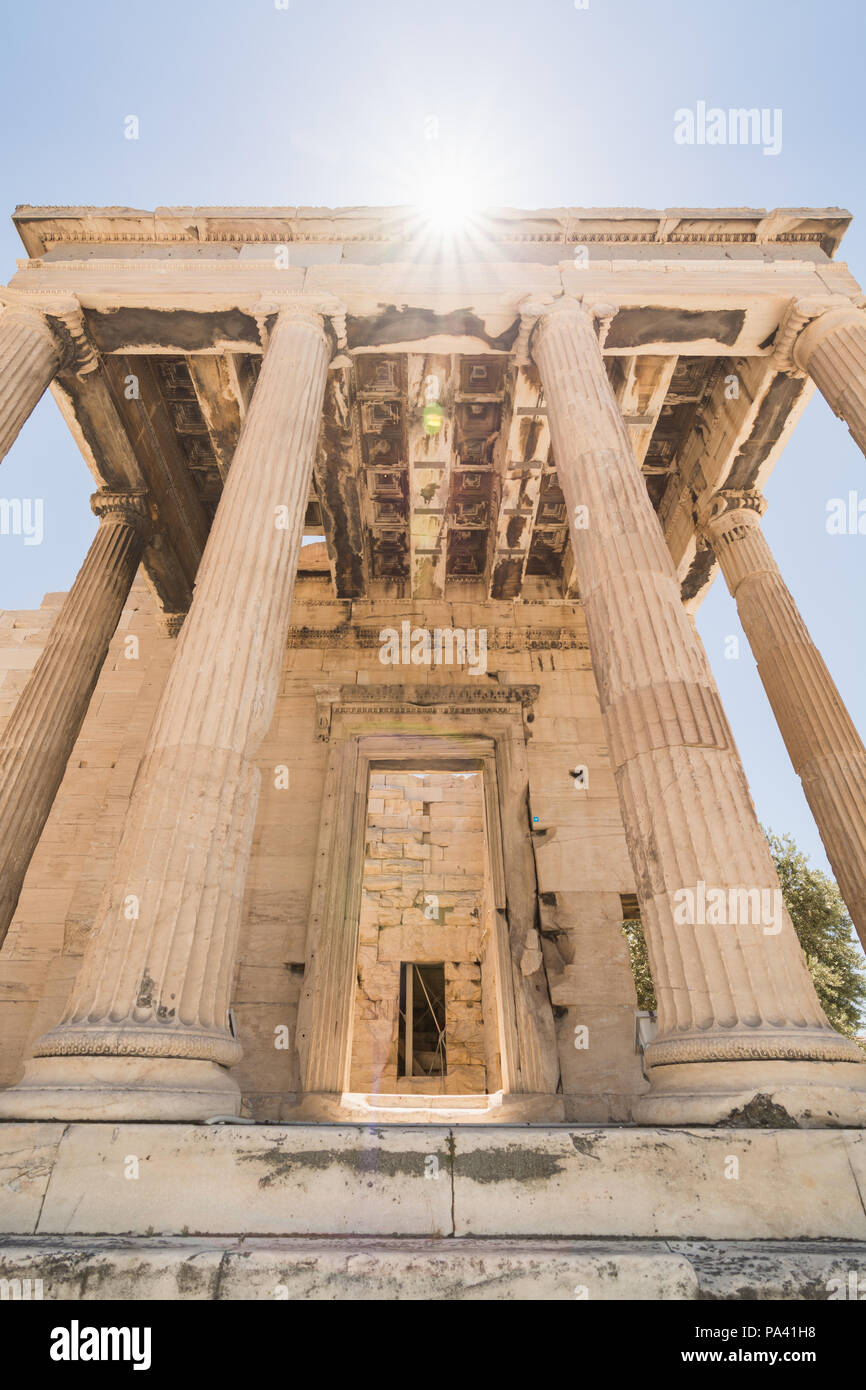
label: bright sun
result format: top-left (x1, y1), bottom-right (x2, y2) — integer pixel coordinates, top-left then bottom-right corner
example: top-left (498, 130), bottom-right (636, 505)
top-left (418, 174), bottom-right (479, 234)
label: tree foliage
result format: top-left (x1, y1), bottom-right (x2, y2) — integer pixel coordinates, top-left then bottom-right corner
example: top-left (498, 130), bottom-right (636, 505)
top-left (621, 830), bottom-right (866, 1043)
top-left (765, 830), bottom-right (866, 1040)
top-left (621, 916), bottom-right (656, 1013)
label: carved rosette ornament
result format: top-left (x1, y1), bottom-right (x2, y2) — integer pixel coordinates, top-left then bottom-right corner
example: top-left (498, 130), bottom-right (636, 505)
top-left (701, 488), bottom-right (866, 954)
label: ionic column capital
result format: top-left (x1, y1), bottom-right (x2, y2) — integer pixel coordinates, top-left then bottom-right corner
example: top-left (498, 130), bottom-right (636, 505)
top-left (0, 291), bottom-right (98, 376)
top-left (794, 300), bottom-right (866, 374)
top-left (0, 295), bottom-right (58, 348)
top-left (774, 295), bottom-right (866, 457)
top-left (90, 489), bottom-right (152, 543)
top-left (772, 295), bottom-right (866, 376)
top-left (252, 295), bottom-right (346, 352)
top-left (700, 488), bottom-right (768, 537)
top-left (699, 489), bottom-right (777, 594)
top-left (519, 294), bottom-right (617, 361)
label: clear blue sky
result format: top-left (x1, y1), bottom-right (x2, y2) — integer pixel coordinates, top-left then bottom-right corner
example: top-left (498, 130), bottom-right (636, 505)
top-left (0, 0), bottom-right (864, 883)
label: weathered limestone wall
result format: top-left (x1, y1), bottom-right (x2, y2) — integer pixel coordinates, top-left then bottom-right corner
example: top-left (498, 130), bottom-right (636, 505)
top-left (351, 770), bottom-right (488, 1096)
top-left (0, 575), bottom-right (646, 1120)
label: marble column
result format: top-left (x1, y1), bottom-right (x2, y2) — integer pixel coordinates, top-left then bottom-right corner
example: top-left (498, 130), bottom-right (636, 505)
top-left (0, 303), bottom-right (332, 1121)
top-left (0, 303), bottom-right (70, 463)
top-left (0, 491), bottom-right (151, 948)
top-left (529, 295), bottom-right (865, 1126)
top-left (703, 489), bottom-right (866, 950)
top-left (787, 299), bottom-right (866, 458)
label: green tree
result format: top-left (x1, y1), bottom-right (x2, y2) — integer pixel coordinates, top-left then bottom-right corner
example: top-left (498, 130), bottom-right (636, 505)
top-left (621, 830), bottom-right (866, 1042)
top-left (766, 830), bottom-right (866, 1041)
top-left (621, 915), bottom-right (656, 1013)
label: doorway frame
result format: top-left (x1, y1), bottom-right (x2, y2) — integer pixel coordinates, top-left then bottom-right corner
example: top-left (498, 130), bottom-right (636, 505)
top-left (296, 700), bottom-right (560, 1107)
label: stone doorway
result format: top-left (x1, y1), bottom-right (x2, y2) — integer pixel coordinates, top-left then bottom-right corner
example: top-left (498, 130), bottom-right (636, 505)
top-left (295, 716), bottom-right (562, 1120)
top-left (349, 768), bottom-right (499, 1097)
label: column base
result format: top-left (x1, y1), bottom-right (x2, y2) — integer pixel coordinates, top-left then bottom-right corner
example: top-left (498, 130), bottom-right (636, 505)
top-left (632, 1059), bottom-right (866, 1128)
top-left (0, 1055), bottom-right (241, 1122)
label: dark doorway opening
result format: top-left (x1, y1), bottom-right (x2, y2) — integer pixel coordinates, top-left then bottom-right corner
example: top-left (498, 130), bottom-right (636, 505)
top-left (398, 962), bottom-right (447, 1077)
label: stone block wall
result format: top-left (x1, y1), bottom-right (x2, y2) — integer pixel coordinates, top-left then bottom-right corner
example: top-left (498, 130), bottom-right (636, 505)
top-left (0, 574), bottom-right (647, 1120)
top-left (351, 770), bottom-right (488, 1095)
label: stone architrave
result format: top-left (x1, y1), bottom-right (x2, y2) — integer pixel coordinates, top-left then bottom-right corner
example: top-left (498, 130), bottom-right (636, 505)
top-left (0, 301), bottom-right (333, 1121)
top-left (0, 490), bottom-right (151, 947)
top-left (528, 295), bottom-right (866, 1126)
top-left (702, 489), bottom-right (866, 951)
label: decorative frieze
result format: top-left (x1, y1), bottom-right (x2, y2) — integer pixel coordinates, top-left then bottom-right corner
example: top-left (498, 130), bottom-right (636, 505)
top-left (313, 682), bottom-right (540, 741)
top-left (287, 624), bottom-right (588, 651)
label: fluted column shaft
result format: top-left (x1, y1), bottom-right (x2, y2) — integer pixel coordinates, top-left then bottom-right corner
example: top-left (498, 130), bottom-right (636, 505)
top-left (33, 307), bottom-right (330, 1080)
top-left (0, 306), bottom-right (65, 462)
top-left (705, 492), bottom-right (866, 949)
top-left (0, 492), bottom-right (150, 947)
top-left (531, 297), bottom-right (859, 1071)
top-left (795, 304), bottom-right (866, 458)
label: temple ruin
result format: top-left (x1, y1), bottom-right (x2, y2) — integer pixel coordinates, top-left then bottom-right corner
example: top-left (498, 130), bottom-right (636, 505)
top-left (1, 205), bottom-right (865, 1297)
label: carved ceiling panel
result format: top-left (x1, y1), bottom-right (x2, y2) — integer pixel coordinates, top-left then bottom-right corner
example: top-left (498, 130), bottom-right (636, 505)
top-left (122, 345), bottom-right (783, 606)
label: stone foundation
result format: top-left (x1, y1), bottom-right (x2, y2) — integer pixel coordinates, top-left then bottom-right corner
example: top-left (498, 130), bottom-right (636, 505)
top-left (1, 1121), bottom-right (865, 1300)
top-left (4, 1235), bottom-right (866, 1301)
top-left (2, 1122), bottom-right (864, 1240)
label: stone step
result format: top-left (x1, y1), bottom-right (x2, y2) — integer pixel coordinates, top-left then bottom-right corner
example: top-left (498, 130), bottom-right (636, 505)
top-left (341, 1091), bottom-right (492, 1116)
top-left (2, 1121), bottom-right (865, 1244)
top-left (1, 1235), bottom-right (865, 1301)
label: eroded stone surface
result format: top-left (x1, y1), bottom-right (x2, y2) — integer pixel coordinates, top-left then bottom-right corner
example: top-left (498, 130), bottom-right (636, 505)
top-left (2, 1122), bottom-right (864, 1244)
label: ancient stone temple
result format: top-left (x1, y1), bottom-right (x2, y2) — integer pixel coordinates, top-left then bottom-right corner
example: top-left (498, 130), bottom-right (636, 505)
top-left (1, 205), bottom-right (865, 1299)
